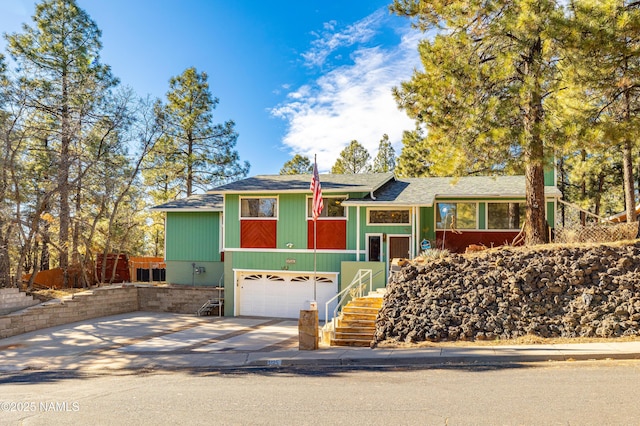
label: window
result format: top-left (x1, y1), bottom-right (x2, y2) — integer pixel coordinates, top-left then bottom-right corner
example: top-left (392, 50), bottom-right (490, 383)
top-left (488, 202), bottom-right (525, 230)
top-left (307, 197), bottom-right (346, 218)
top-left (436, 202), bottom-right (477, 229)
top-left (241, 197), bottom-right (277, 218)
top-left (367, 235), bottom-right (382, 262)
top-left (368, 209), bottom-right (410, 225)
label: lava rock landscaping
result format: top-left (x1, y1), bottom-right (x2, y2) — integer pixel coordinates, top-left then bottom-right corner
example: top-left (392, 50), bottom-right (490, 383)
top-left (373, 242), bottom-right (640, 345)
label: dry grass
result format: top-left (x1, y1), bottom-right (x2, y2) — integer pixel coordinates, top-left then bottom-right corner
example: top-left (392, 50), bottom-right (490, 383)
top-left (27, 287), bottom-right (88, 302)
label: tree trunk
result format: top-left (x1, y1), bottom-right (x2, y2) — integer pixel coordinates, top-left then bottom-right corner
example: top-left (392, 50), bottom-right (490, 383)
top-left (622, 138), bottom-right (636, 222)
top-left (522, 37), bottom-right (548, 245)
top-left (187, 133), bottom-right (194, 196)
top-left (594, 173), bottom-right (605, 218)
top-left (59, 70), bottom-right (71, 286)
top-left (580, 149), bottom-right (587, 226)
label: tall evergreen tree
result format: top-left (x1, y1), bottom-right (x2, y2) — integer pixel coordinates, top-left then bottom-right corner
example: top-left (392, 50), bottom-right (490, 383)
top-left (6, 0), bottom-right (119, 284)
top-left (280, 154), bottom-right (313, 175)
top-left (391, 0), bottom-right (565, 244)
top-left (563, 0), bottom-right (640, 222)
top-left (331, 140), bottom-right (371, 174)
top-left (148, 67), bottom-right (249, 198)
top-left (372, 134), bottom-right (396, 173)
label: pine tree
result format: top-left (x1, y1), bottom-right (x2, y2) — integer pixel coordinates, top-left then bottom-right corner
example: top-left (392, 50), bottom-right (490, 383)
top-left (563, 0), bottom-right (640, 222)
top-left (6, 0), bottom-right (119, 285)
top-left (331, 140), bottom-right (371, 174)
top-left (148, 67), bottom-right (249, 198)
top-left (391, 0), bottom-right (565, 244)
top-left (280, 154), bottom-right (313, 175)
top-left (372, 134), bottom-right (396, 173)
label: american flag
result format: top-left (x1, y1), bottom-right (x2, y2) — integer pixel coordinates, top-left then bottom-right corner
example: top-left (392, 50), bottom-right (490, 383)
top-left (310, 156), bottom-right (323, 221)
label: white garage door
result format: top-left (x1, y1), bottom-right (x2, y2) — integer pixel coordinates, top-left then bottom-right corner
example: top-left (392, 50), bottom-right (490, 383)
top-left (238, 272), bottom-right (337, 320)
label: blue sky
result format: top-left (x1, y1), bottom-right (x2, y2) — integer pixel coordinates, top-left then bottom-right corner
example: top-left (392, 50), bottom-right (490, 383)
top-left (0, 0), bottom-right (423, 175)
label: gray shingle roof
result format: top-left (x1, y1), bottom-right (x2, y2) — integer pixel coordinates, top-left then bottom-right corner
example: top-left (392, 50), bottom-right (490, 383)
top-left (208, 173), bottom-right (394, 194)
top-left (151, 193), bottom-right (224, 211)
top-left (342, 176), bottom-right (562, 206)
top-left (151, 174), bottom-right (562, 211)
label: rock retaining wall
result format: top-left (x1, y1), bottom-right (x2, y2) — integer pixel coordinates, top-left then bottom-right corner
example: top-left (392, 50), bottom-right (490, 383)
top-left (373, 242), bottom-right (640, 345)
top-left (0, 287), bottom-right (40, 315)
top-left (0, 285), bottom-right (224, 339)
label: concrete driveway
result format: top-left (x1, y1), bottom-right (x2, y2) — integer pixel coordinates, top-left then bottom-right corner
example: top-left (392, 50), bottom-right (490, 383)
top-left (0, 312), bottom-right (301, 371)
top-left (4, 312), bottom-right (640, 373)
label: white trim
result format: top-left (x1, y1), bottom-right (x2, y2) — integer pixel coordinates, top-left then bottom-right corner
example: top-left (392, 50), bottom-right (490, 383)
top-left (366, 207), bottom-right (412, 226)
top-left (239, 195), bottom-right (279, 220)
top-left (222, 194), bottom-right (227, 251)
top-left (163, 215), bottom-right (167, 262)
top-left (411, 206), bottom-right (421, 258)
top-left (219, 212), bottom-right (224, 255)
top-left (305, 195), bottom-right (349, 220)
top-left (234, 267), bottom-right (340, 277)
top-left (225, 248), bottom-right (358, 254)
top-left (357, 206), bottom-right (361, 260)
top-left (365, 233), bottom-right (383, 262)
top-left (435, 201), bottom-right (479, 231)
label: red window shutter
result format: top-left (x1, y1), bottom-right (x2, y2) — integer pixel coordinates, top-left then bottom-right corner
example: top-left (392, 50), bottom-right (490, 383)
top-left (308, 220), bottom-right (346, 250)
top-left (241, 220), bottom-right (277, 248)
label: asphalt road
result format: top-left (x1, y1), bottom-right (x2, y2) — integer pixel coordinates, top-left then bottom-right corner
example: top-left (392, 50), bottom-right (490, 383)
top-left (2, 360), bottom-right (640, 425)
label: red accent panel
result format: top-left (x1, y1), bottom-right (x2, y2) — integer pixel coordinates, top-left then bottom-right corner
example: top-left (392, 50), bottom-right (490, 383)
top-left (241, 220), bottom-right (277, 248)
top-left (308, 220), bottom-right (346, 250)
top-left (435, 231), bottom-right (521, 253)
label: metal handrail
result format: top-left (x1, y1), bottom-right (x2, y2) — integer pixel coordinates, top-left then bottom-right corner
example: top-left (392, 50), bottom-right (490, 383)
top-left (324, 269), bottom-right (373, 329)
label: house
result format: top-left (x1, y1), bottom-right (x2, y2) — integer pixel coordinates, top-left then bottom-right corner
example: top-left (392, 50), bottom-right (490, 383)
top-left (152, 170), bottom-right (561, 320)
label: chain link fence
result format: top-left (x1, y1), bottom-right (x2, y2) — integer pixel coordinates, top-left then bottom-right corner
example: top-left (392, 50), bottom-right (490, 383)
top-left (554, 200), bottom-right (639, 244)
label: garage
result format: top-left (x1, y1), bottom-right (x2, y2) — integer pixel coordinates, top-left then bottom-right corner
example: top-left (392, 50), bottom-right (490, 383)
top-left (237, 271), bottom-right (338, 320)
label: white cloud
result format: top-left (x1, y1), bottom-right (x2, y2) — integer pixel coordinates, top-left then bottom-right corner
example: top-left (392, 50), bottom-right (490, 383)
top-left (301, 9), bottom-right (385, 69)
top-left (271, 15), bottom-right (423, 173)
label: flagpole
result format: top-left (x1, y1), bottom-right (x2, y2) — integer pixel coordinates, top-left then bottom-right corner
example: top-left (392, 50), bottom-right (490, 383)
top-left (313, 155), bottom-right (318, 303)
top-left (313, 215), bottom-right (317, 302)
top-left (310, 154), bottom-right (323, 305)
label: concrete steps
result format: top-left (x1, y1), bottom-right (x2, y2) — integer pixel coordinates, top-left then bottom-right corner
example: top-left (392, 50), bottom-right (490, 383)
top-left (330, 294), bottom-right (384, 347)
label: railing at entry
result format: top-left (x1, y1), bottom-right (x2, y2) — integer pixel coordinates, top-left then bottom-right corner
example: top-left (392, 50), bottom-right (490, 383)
top-left (324, 269), bottom-right (374, 337)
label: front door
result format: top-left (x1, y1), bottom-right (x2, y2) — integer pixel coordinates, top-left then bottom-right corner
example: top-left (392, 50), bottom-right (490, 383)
top-left (388, 236), bottom-right (410, 260)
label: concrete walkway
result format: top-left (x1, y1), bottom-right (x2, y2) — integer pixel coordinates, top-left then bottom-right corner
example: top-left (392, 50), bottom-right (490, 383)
top-left (1, 312), bottom-right (640, 372)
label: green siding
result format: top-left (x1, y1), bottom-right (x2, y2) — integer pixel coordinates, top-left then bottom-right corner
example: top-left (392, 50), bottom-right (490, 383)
top-left (229, 251), bottom-right (357, 273)
top-left (225, 194), bottom-right (241, 248)
top-left (166, 212), bottom-right (220, 261)
top-left (544, 164), bottom-right (556, 186)
top-left (340, 261), bottom-right (386, 293)
top-left (547, 201), bottom-right (555, 228)
top-left (166, 260), bottom-right (224, 286)
top-left (277, 193), bottom-right (308, 248)
top-left (223, 252), bottom-right (235, 316)
top-left (478, 203), bottom-right (486, 229)
top-left (421, 206), bottom-right (435, 243)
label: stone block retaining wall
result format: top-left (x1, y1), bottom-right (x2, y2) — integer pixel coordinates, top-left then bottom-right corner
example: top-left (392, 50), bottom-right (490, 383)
top-left (138, 285), bottom-right (224, 315)
top-left (0, 285), bottom-right (224, 339)
top-left (0, 287), bottom-right (40, 316)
